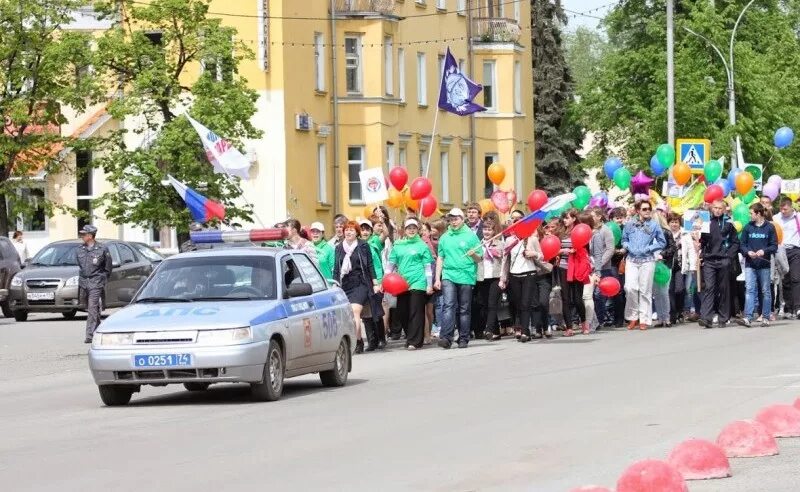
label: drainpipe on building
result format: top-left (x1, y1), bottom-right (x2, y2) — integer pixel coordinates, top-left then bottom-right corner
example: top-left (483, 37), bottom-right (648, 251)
top-left (330, 0), bottom-right (341, 217)
top-left (467, 0), bottom-right (476, 202)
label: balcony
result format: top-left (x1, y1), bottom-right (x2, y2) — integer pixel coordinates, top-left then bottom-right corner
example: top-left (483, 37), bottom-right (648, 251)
top-left (472, 17), bottom-right (521, 43)
top-left (333, 0), bottom-right (396, 16)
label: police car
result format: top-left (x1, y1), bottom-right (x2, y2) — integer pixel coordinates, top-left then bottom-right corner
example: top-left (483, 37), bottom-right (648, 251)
top-left (88, 234), bottom-right (355, 406)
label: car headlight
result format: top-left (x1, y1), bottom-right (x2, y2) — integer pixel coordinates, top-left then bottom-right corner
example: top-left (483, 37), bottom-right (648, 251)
top-left (65, 276), bottom-right (79, 287)
top-left (196, 327), bottom-right (252, 345)
top-left (93, 333), bottom-right (135, 347)
top-left (10, 276), bottom-right (22, 287)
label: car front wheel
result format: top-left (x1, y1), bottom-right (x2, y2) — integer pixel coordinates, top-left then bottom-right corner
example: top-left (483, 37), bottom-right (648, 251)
top-left (1, 300), bottom-right (12, 318)
top-left (250, 339), bottom-right (284, 402)
top-left (13, 310), bottom-right (27, 322)
top-left (183, 382), bottom-right (210, 392)
top-left (320, 338), bottom-right (350, 387)
top-left (98, 385), bottom-right (134, 406)
top-left (62, 310), bottom-right (77, 320)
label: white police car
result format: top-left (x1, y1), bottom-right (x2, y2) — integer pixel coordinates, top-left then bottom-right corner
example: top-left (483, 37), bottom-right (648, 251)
top-left (88, 247), bottom-right (355, 406)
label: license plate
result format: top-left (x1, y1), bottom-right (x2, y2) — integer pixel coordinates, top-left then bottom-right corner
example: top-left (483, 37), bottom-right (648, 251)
top-left (27, 292), bottom-right (54, 301)
top-left (133, 354), bottom-right (192, 367)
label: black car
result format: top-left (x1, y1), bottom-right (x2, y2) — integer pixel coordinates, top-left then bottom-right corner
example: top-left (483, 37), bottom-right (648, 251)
top-left (0, 236), bottom-right (23, 317)
top-left (8, 239), bottom-right (163, 321)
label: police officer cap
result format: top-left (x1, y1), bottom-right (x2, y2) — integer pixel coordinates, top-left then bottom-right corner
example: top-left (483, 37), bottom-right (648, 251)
top-left (189, 222), bottom-right (204, 232)
top-left (79, 225), bottom-right (98, 236)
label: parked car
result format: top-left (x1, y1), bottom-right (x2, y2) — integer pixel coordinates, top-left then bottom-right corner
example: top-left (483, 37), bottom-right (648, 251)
top-left (0, 236), bottom-right (23, 318)
top-left (8, 239), bottom-right (163, 322)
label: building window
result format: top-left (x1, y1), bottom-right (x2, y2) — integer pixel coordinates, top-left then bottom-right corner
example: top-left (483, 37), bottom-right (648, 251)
top-left (514, 0), bottom-right (521, 22)
top-left (484, 153), bottom-right (497, 198)
top-left (345, 36), bottom-right (362, 94)
top-left (458, 58), bottom-right (465, 73)
top-left (437, 0), bottom-right (446, 9)
top-left (438, 54), bottom-right (445, 81)
top-left (384, 37), bottom-right (393, 96)
top-left (398, 48), bottom-right (406, 102)
top-left (7, 186), bottom-right (46, 232)
top-left (76, 150), bottom-right (93, 231)
top-left (386, 143), bottom-right (395, 172)
top-left (461, 151), bottom-right (469, 203)
top-left (457, 0), bottom-right (466, 15)
top-left (348, 146), bottom-right (364, 201)
top-left (317, 143), bottom-right (328, 203)
top-left (482, 61), bottom-right (496, 110)
top-left (440, 151), bottom-right (450, 203)
top-left (514, 61), bottom-right (522, 113)
top-left (399, 146), bottom-right (407, 168)
top-left (417, 52), bottom-right (427, 105)
top-left (514, 151), bottom-right (523, 200)
top-left (201, 37), bottom-right (234, 83)
top-left (314, 32), bottom-right (325, 91)
top-left (419, 148), bottom-right (428, 176)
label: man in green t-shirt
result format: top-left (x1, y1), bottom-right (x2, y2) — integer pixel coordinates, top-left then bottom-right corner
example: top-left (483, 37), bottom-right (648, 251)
top-left (309, 222), bottom-right (334, 281)
top-left (434, 208), bottom-right (483, 349)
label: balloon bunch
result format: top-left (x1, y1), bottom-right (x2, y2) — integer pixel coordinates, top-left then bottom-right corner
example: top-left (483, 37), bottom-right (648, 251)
top-left (486, 163), bottom-right (519, 214)
top-left (387, 168), bottom-right (438, 217)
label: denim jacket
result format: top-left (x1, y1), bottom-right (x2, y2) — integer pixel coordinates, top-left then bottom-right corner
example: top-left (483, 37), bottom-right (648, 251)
top-left (622, 218), bottom-right (666, 262)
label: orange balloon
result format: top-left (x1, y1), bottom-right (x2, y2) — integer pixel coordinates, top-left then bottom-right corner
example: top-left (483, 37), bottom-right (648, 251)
top-left (487, 163), bottom-right (506, 186)
top-left (403, 189), bottom-right (419, 211)
top-left (387, 188), bottom-right (403, 208)
top-left (672, 162), bottom-right (691, 186)
top-left (479, 198), bottom-right (495, 215)
top-left (362, 205), bottom-right (375, 218)
top-left (774, 221), bottom-right (783, 244)
top-left (735, 172), bottom-right (754, 195)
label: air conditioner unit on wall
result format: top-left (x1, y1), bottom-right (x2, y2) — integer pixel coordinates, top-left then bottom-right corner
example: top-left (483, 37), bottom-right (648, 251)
top-left (295, 113), bottom-right (313, 131)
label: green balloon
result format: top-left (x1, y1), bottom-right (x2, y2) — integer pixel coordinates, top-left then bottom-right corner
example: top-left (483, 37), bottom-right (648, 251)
top-left (608, 221), bottom-right (622, 246)
top-left (704, 160), bottom-right (722, 183)
top-left (656, 143), bottom-right (676, 168)
top-left (653, 261), bottom-right (671, 286)
top-left (613, 167), bottom-right (632, 190)
top-left (572, 185), bottom-right (591, 209)
top-left (741, 189), bottom-right (757, 204)
top-left (733, 203), bottom-right (750, 224)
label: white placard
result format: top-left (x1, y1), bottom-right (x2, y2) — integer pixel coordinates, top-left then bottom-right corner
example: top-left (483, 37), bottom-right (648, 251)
top-left (359, 168), bottom-right (389, 203)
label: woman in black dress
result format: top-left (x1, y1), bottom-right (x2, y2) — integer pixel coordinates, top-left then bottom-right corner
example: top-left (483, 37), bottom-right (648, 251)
top-left (333, 221), bottom-right (381, 353)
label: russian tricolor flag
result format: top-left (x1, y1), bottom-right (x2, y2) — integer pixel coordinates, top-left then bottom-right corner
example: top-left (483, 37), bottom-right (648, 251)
top-left (168, 175), bottom-right (226, 223)
top-left (501, 192), bottom-right (577, 240)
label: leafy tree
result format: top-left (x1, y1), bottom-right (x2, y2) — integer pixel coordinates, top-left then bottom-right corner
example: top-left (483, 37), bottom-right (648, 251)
top-left (0, 0), bottom-right (100, 236)
top-left (578, 0), bottom-right (800, 179)
top-left (531, 0), bottom-right (585, 194)
top-left (564, 26), bottom-right (609, 96)
top-left (94, 0), bottom-right (261, 231)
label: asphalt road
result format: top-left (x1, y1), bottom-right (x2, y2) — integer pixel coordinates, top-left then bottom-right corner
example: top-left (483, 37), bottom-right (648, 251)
top-left (1, 313), bottom-right (800, 492)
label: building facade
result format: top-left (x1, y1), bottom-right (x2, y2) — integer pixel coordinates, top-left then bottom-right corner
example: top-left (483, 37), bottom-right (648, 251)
top-left (21, 0), bottom-right (534, 254)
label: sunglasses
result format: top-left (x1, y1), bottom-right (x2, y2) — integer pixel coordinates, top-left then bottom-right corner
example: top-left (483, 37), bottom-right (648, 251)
top-left (639, 207), bottom-right (652, 212)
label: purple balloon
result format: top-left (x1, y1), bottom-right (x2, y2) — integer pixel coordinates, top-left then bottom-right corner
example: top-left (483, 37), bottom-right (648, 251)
top-left (763, 182), bottom-right (780, 201)
top-left (631, 171), bottom-right (655, 195)
top-left (589, 192), bottom-right (608, 209)
top-left (767, 174), bottom-right (782, 188)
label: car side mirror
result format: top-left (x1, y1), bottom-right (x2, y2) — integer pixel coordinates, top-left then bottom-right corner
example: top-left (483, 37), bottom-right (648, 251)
top-left (285, 283), bottom-right (313, 298)
top-left (112, 262), bottom-right (120, 268)
top-left (118, 288), bottom-right (135, 303)
top-left (21, 259), bottom-right (29, 269)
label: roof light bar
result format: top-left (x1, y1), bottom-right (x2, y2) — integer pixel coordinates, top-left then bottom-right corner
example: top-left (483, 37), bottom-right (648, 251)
top-left (190, 228), bottom-right (287, 244)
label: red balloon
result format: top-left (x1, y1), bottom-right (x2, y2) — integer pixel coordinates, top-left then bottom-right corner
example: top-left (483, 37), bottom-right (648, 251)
top-left (419, 195), bottom-right (438, 217)
top-left (409, 177), bottom-right (432, 200)
top-left (388, 167), bottom-right (408, 190)
top-left (598, 276), bottom-right (621, 297)
top-left (571, 223), bottom-right (592, 249)
top-left (491, 190), bottom-right (516, 213)
top-left (540, 235), bottom-right (561, 261)
top-left (704, 184), bottom-right (724, 203)
top-left (382, 273), bottom-right (409, 296)
top-left (527, 189), bottom-right (548, 212)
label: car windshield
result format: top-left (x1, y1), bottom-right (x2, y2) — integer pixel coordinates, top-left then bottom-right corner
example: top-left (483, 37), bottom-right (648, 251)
top-left (31, 243), bottom-right (79, 266)
top-left (132, 243), bottom-right (164, 262)
top-left (136, 256), bottom-right (277, 301)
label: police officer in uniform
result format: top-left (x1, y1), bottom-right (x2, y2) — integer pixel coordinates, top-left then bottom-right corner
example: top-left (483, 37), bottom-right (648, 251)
top-left (77, 225), bottom-right (113, 343)
top-left (179, 222), bottom-right (205, 253)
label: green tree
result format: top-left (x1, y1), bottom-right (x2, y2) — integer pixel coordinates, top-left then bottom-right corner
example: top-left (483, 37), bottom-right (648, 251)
top-left (0, 0), bottom-right (100, 236)
top-left (578, 0), bottom-right (800, 179)
top-left (531, 0), bottom-right (585, 194)
top-left (564, 26), bottom-right (609, 96)
top-left (94, 0), bottom-right (261, 231)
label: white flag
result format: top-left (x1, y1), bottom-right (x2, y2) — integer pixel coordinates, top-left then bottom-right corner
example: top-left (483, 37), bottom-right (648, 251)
top-left (187, 115), bottom-right (251, 179)
top-left (735, 136), bottom-right (745, 171)
top-left (359, 168), bottom-right (389, 204)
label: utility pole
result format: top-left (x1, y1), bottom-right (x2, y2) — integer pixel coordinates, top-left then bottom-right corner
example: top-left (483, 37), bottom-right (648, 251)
top-left (666, 0), bottom-right (675, 146)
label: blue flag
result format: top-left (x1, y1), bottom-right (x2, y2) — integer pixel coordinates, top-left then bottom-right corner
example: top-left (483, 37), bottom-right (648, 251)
top-left (437, 47), bottom-right (486, 116)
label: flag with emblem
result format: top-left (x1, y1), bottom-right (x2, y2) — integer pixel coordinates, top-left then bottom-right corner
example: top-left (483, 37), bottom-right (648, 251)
top-left (438, 47), bottom-right (486, 116)
top-left (186, 115), bottom-right (251, 179)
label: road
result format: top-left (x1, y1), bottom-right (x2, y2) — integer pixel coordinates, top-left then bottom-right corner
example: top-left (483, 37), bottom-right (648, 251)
top-left (1, 313), bottom-right (800, 491)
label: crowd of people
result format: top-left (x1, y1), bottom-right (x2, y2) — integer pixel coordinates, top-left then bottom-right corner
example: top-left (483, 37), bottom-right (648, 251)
top-left (256, 194), bottom-right (800, 354)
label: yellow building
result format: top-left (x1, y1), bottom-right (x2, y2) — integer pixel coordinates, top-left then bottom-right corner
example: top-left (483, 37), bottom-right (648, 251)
top-left (28, 0), bottom-right (534, 253)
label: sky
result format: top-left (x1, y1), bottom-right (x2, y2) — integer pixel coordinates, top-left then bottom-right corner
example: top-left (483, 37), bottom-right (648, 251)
top-left (561, 0), bottom-right (612, 31)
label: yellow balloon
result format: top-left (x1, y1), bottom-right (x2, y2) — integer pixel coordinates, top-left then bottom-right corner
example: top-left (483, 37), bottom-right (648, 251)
top-left (387, 188), bottom-right (404, 208)
top-left (479, 198), bottom-right (495, 215)
top-left (733, 221), bottom-right (743, 233)
top-left (403, 189), bottom-right (419, 211)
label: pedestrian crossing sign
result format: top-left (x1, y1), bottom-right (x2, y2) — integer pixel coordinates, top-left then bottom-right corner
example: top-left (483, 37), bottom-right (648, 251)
top-left (676, 138), bottom-right (711, 174)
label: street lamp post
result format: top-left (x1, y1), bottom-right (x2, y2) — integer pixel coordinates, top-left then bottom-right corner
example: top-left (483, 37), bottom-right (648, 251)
top-left (681, 0), bottom-right (756, 168)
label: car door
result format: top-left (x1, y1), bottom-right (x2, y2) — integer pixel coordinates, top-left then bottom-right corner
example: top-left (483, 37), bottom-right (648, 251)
top-left (279, 256), bottom-right (319, 372)
top-left (119, 243), bottom-right (152, 290)
top-left (289, 253), bottom-right (339, 364)
top-left (104, 244), bottom-right (126, 306)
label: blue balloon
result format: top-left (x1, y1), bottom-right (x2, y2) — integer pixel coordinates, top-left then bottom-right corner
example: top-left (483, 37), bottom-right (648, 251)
top-left (604, 157), bottom-right (623, 179)
top-left (715, 178), bottom-right (731, 197)
top-left (728, 168), bottom-right (742, 189)
top-left (774, 127), bottom-right (794, 149)
top-left (650, 154), bottom-right (666, 176)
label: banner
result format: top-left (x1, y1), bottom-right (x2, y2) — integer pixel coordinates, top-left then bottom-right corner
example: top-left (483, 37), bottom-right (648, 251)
top-left (438, 47), bottom-right (486, 116)
top-left (359, 168), bottom-right (389, 203)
